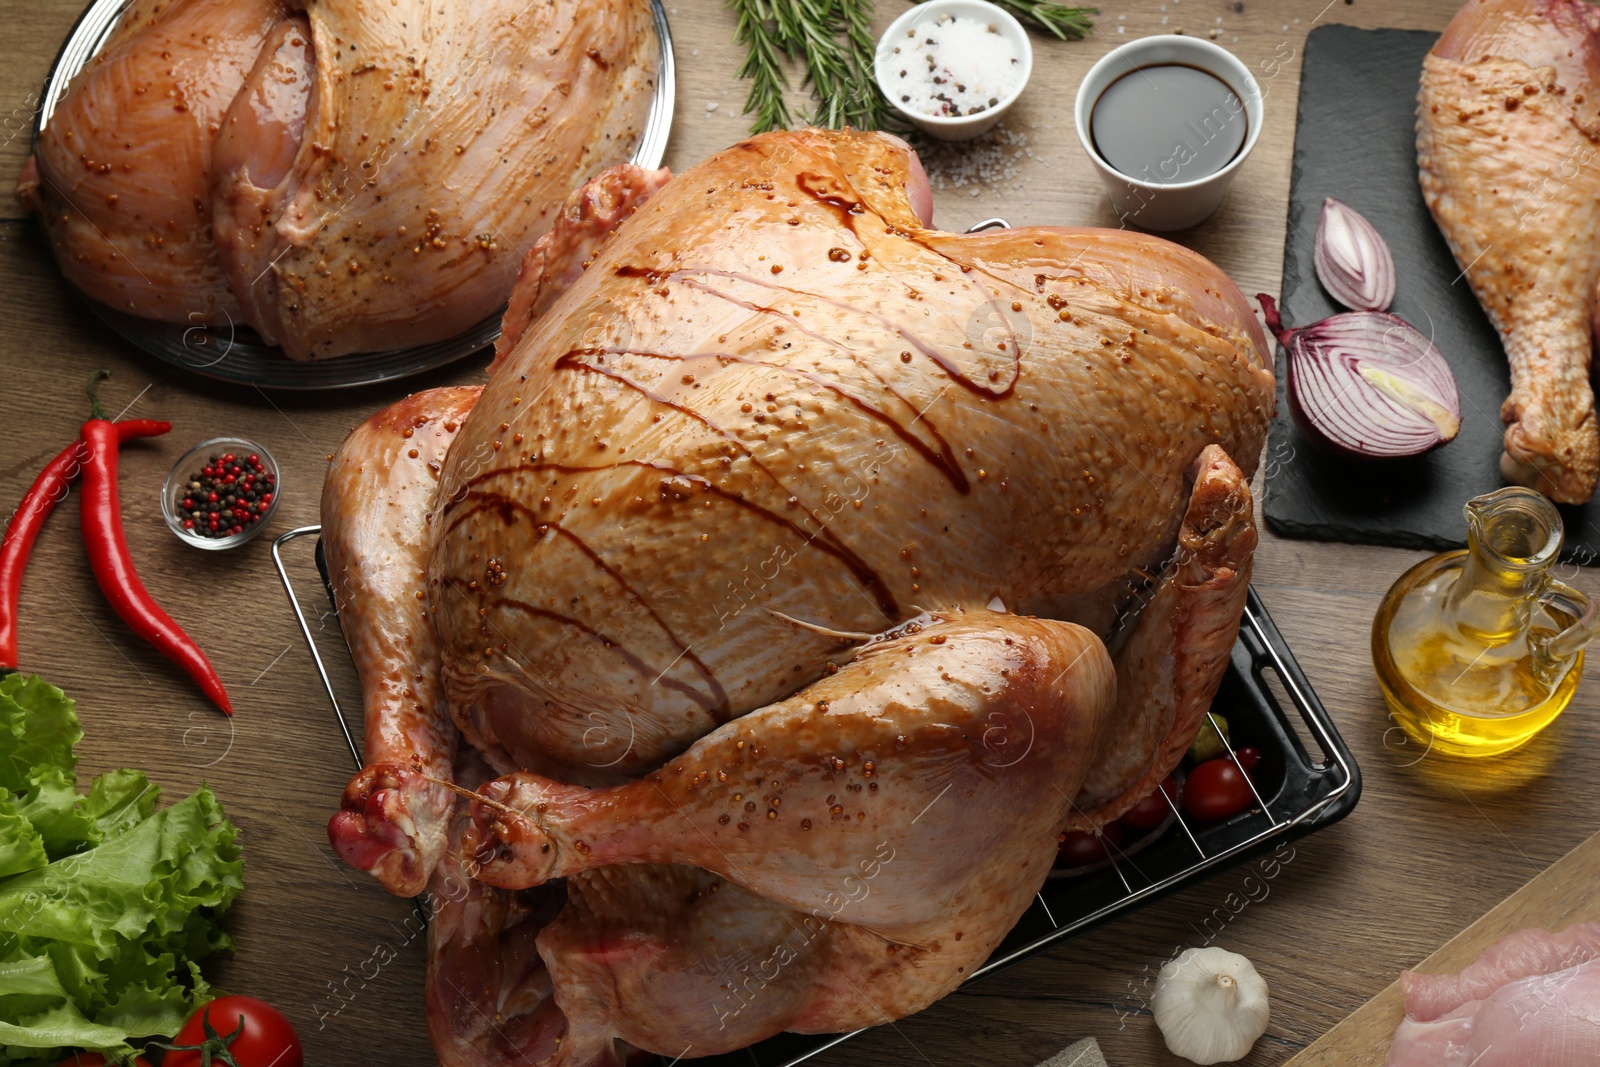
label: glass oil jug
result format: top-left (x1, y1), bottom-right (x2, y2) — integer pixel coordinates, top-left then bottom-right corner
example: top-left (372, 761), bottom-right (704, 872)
top-left (1372, 487), bottom-right (1597, 758)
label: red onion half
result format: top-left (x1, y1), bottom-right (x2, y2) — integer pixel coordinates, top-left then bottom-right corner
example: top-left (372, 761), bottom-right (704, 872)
top-left (1315, 198), bottom-right (1396, 312)
top-left (1258, 294), bottom-right (1461, 458)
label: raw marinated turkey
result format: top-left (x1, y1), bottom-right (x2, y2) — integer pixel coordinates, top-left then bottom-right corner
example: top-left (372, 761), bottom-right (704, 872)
top-left (321, 128), bottom-right (1275, 1063)
top-left (17, 0), bottom-right (657, 360)
top-left (1417, 0), bottom-right (1600, 502)
top-left (1386, 923), bottom-right (1600, 1066)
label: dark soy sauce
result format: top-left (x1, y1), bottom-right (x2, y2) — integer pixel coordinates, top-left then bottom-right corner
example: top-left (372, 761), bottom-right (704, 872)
top-left (1090, 64), bottom-right (1247, 185)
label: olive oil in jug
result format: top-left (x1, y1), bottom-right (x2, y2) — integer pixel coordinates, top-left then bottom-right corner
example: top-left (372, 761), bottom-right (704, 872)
top-left (1372, 487), bottom-right (1597, 758)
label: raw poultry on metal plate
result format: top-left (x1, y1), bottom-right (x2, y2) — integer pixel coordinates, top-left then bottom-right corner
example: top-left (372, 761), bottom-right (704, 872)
top-left (320, 128), bottom-right (1275, 1064)
top-left (17, 0), bottom-right (657, 360)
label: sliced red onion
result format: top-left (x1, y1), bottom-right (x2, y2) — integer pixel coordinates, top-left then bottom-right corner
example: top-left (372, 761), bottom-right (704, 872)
top-left (1315, 198), bottom-right (1396, 312)
top-left (1258, 294), bottom-right (1461, 458)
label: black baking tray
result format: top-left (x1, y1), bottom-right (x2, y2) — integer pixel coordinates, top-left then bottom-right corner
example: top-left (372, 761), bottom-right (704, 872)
top-left (293, 536), bottom-right (1359, 1067)
top-left (692, 589), bottom-right (1361, 1067)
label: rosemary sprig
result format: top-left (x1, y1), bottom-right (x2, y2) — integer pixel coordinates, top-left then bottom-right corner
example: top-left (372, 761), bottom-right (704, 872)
top-left (990, 0), bottom-right (1097, 41)
top-left (831, 0), bottom-right (896, 130)
top-left (731, 0), bottom-right (798, 133)
top-left (789, 0), bottom-right (858, 126)
top-left (728, 0), bottom-right (896, 133)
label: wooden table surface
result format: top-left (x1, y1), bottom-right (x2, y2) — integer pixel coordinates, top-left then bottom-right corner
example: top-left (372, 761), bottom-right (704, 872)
top-left (4, 0), bottom-right (1596, 1065)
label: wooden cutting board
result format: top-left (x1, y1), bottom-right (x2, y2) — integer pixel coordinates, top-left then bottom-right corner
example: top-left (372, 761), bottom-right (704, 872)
top-left (1284, 827), bottom-right (1600, 1066)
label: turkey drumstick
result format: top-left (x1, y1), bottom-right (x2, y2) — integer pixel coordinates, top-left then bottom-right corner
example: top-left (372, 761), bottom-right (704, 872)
top-left (324, 386), bottom-right (480, 897)
top-left (461, 608), bottom-right (1116, 907)
top-left (1418, 0), bottom-right (1600, 502)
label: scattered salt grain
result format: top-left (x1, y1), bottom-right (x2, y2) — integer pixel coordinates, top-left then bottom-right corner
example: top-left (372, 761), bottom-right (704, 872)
top-left (881, 14), bottom-right (1021, 119)
top-left (917, 123), bottom-right (1034, 203)
top-left (706, 101), bottom-right (719, 111)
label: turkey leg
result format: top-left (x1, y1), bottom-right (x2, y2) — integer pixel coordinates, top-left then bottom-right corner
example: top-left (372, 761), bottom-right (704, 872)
top-left (1417, 0), bottom-right (1600, 502)
top-left (325, 386), bottom-right (480, 896)
top-left (534, 838), bottom-right (1082, 1061)
top-left (460, 610), bottom-right (1115, 922)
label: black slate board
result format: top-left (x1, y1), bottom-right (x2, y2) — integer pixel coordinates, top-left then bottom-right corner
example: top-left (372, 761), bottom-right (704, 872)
top-left (1263, 24), bottom-right (1600, 564)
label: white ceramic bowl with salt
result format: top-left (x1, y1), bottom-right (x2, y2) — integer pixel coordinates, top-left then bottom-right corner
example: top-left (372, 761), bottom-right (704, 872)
top-left (875, 0), bottom-right (1032, 141)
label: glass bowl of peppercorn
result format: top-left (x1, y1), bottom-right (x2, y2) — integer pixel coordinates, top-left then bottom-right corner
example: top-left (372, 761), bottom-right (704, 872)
top-left (162, 437), bottom-right (280, 550)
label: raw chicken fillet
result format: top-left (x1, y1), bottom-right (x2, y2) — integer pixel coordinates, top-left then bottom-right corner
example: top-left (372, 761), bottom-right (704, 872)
top-left (322, 129), bottom-right (1276, 1064)
top-left (1387, 923), bottom-right (1600, 1066)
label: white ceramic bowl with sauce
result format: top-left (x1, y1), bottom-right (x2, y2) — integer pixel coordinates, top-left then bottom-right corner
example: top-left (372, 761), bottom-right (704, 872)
top-left (875, 0), bottom-right (1033, 141)
top-left (1073, 35), bottom-right (1264, 231)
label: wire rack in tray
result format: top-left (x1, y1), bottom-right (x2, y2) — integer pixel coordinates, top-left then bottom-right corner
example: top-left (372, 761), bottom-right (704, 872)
top-left (273, 525), bottom-right (1361, 1067)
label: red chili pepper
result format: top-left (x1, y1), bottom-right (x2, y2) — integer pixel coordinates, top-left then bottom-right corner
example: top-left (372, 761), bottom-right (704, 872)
top-left (0, 419), bottom-right (171, 669)
top-left (78, 375), bottom-right (232, 715)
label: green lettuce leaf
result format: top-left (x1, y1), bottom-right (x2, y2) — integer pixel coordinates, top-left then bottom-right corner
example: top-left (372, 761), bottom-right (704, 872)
top-left (0, 801), bottom-right (47, 879)
top-left (0, 675), bottom-right (243, 1064)
top-left (79, 771), bottom-right (158, 843)
top-left (0, 956), bottom-right (132, 1053)
top-left (15, 768), bottom-right (98, 860)
top-left (0, 674), bottom-right (80, 795)
top-left (0, 788), bottom-right (241, 953)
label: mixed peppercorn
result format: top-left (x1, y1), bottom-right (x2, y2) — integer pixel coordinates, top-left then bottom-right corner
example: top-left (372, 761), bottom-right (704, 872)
top-left (179, 452), bottom-right (275, 538)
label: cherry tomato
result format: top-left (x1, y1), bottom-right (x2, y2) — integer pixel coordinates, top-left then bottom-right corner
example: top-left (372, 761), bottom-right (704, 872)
top-left (163, 996), bottom-right (303, 1067)
top-left (1056, 820), bottom-right (1125, 866)
top-left (1235, 746), bottom-right (1262, 772)
top-left (54, 1056), bottom-right (152, 1067)
top-left (1120, 775), bottom-right (1179, 833)
top-left (1183, 758), bottom-right (1256, 823)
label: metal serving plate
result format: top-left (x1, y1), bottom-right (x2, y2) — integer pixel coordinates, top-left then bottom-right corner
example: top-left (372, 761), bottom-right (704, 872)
top-left (33, 0), bottom-right (675, 390)
top-left (272, 526), bottom-right (1361, 1067)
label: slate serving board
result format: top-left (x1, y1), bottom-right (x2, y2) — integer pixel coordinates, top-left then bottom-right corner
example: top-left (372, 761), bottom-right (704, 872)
top-left (1263, 24), bottom-right (1600, 563)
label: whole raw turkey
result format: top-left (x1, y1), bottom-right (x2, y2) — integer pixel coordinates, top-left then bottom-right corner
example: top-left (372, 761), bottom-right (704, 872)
top-left (321, 128), bottom-right (1275, 1064)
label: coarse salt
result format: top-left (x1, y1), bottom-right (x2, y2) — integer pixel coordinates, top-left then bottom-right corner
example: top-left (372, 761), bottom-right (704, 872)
top-left (883, 14), bottom-right (1020, 119)
top-left (919, 123), bottom-right (1033, 202)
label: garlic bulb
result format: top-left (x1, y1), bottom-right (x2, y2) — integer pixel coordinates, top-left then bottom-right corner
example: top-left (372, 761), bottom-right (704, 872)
top-left (1150, 946), bottom-right (1270, 1064)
